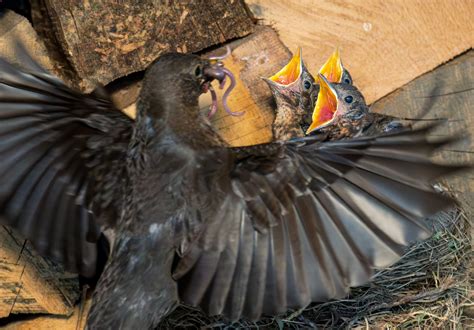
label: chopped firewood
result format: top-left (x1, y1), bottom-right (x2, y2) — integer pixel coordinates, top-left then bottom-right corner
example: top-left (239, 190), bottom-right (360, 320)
top-left (31, 0), bottom-right (255, 91)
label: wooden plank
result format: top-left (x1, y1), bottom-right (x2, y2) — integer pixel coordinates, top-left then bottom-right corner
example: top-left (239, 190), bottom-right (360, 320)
top-left (0, 226), bottom-right (24, 264)
top-left (245, 0), bottom-right (474, 104)
top-left (370, 50), bottom-right (474, 213)
top-left (40, 0), bottom-right (254, 90)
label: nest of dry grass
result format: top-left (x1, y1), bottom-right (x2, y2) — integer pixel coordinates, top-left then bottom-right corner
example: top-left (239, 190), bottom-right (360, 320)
top-left (160, 207), bottom-right (472, 329)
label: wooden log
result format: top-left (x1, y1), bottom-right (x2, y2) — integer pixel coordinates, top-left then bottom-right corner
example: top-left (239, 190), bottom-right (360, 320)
top-left (35, 0), bottom-right (254, 90)
top-left (0, 10), bottom-right (55, 73)
top-left (245, 0), bottom-right (474, 104)
top-left (30, 0), bottom-right (80, 88)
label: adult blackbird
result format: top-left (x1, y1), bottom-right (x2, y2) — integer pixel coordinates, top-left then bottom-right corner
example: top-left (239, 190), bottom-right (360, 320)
top-left (0, 50), bottom-right (464, 328)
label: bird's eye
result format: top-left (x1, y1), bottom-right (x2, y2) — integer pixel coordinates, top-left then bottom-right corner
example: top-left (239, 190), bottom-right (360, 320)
top-left (303, 80), bottom-right (312, 90)
top-left (344, 78), bottom-right (351, 84)
top-left (194, 65), bottom-right (202, 77)
top-left (344, 95), bottom-right (353, 103)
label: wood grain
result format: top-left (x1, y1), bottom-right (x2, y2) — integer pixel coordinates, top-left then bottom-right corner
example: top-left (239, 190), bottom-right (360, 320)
top-left (41, 0), bottom-right (254, 90)
top-left (206, 26), bottom-right (290, 146)
top-left (0, 262), bottom-right (22, 319)
top-left (0, 227), bottom-right (80, 318)
top-left (246, 0), bottom-right (474, 104)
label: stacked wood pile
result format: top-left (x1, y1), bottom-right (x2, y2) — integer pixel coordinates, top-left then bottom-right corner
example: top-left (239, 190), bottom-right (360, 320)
top-left (0, 0), bottom-right (472, 328)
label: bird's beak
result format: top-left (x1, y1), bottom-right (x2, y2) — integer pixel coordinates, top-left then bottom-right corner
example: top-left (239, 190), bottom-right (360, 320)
top-left (319, 48), bottom-right (343, 83)
top-left (266, 47), bottom-right (302, 86)
top-left (203, 64), bottom-right (226, 85)
top-left (306, 73), bottom-right (338, 134)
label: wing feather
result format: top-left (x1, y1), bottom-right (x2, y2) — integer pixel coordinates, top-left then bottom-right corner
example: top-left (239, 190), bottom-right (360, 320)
top-left (0, 52), bottom-right (133, 277)
top-left (174, 125), bottom-right (462, 321)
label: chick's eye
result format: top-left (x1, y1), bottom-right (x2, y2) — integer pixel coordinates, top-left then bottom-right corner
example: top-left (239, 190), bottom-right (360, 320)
top-left (344, 78), bottom-right (351, 84)
top-left (303, 80), bottom-right (312, 90)
top-left (194, 65), bottom-right (202, 77)
top-left (344, 95), bottom-right (353, 104)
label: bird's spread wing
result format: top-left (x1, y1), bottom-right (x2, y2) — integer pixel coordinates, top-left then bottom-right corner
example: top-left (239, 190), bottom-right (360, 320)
top-left (173, 125), bottom-right (462, 321)
top-left (0, 53), bottom-right (133, 277)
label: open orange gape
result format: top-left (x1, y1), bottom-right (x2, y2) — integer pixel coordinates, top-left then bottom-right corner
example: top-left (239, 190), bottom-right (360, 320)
top-left (306, 73), bottom-right (339, 133)
top-left (306, 48), bottom-right (345, 133)
top-left (318, 48), bottom-right (344, 84)
top-left (268, 47), bottom-right (302, 86)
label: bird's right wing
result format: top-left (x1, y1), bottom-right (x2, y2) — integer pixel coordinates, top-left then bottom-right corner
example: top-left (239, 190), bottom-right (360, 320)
top-left (0, 52), bottom-right (133, 277)
top-left (173, 125), bottom-right (464, 321)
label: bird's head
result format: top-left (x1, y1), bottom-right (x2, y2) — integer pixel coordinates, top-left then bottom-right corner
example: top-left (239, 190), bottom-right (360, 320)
top-left (263, 47), bottom-right (317, 110)
top-left (306, 73), bottom-right (369, 134)
top-left (141, 53), bottom-right (215, 106)
top-left (139, 52), bottom-right (236, 121)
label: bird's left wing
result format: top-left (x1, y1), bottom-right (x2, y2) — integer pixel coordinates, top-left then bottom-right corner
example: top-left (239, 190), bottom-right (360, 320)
top-left (173, 125), bottom-right (463, 321)
top-left (0, 51), bottom-right (133, 276)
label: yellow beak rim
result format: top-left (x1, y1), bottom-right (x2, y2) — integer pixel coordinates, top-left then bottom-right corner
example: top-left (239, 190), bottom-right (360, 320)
top-left (318, 47), bottom-right (343, 83)
top-left (306, 73), bottom-right (338, 134)
top-left (268, 47), bottom-right (302, 86)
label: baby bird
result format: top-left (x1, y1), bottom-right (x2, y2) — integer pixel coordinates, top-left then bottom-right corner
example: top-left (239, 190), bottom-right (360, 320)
top-left (263, 47), bottom-right (317, 140)
top-left (306, 73), bottom-right (408, 140)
